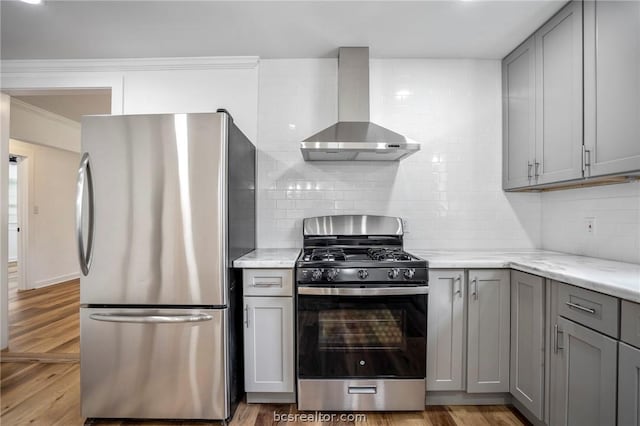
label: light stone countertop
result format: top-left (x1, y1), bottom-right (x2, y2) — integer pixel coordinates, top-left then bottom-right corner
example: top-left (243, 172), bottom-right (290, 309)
top-left (234, 248), bottom-right (640, 303)
top-left (233, 248), bottom-right (301, 268)
top-left (411, 249), bottom-right (640, 304)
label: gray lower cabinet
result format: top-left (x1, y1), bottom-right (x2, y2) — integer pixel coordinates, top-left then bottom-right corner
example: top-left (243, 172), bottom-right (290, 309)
top-left (622, 301), bottom-right (640, 350)
top-left (510, 271), bottom-right (545, 420)
top-left (242, 269), bottom-right (295, 402)
top-left (550, 316), bottom-right (617, 426)
top-left (618, 342), bottom-right (640, 426)
top-left (243, 296), bottom-right (294, 393)
top-left (467, 269), bottom-right (510, 393)
top-left (584, 0), bottom-right (640, 177)
top-left (427, 270), bottom-right (465, 391)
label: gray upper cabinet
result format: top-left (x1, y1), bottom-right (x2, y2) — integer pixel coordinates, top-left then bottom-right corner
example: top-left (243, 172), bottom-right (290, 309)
top-left (510, 271), bottom-right (545, 420)
top-left (503, 0), bottom-right (640, 190)
top-left (535, 0), bottom-right (583, 185)
top-left (550, 316), bottom-right (617, 426)
top-left (503, 1), bottom-right (583, 190)
top-left (467, 269), bottom-right (510, 393)
top-left (427, 270), bottom-right (466, 391)
top-left (618, 342), bottom-right (640, 426)
top-left (503, 36), bottom-right (536, 190)
top-left (584, 0), bottom-right (640, 177)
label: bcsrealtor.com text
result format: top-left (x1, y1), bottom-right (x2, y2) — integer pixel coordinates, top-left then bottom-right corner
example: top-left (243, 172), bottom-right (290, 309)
top-left (273, 411), bottom-right (367, 422)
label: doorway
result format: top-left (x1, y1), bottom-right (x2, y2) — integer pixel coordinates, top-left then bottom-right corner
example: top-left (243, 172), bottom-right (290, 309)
top-left (7, 155), bottom-right (25, 293)
top-left (7, 157), bottom-right (18, 292)
top-left (3, 90), bottom-right (111, 357)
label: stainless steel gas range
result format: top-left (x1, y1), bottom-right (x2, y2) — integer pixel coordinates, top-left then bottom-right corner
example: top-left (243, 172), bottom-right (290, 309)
top-left (295, 215), bottom-right (429, 411)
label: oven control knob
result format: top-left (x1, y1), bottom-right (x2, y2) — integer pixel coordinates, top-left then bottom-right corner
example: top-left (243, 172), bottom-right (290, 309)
top-left (326, 268), bottom-right (338, 281)
top-left (311, 269), bottom-right (323, 281)
top-left (388, 268), bottom-right (400, 279)
top-left (358, 269), bottom-right (369, 280)
top-left (403, 268), bottom-right (416, 279)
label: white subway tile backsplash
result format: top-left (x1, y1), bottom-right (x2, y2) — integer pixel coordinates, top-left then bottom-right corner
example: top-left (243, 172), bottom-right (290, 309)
top-left (541, 181), bottom-right (640, 263)
top-left (256, 58), bottom-right (541, 249)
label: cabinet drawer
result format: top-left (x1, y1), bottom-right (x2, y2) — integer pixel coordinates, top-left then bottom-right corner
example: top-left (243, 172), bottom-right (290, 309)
top-left (621, 300), bottom-right (640, 349)
top-left (243, 269), bottom-right (293, 296)
top-left (557, 282), bottom-right (619, 338)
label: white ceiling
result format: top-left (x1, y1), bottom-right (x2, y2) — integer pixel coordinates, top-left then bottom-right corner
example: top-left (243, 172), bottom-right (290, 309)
top-left (1, 0), bottom-right (566, 60)
top-left (13, 91), bottom-right (112, 122)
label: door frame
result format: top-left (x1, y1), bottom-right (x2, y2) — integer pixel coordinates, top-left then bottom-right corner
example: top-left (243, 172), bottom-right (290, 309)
top-left (0, 70), bottom-right (124, 350)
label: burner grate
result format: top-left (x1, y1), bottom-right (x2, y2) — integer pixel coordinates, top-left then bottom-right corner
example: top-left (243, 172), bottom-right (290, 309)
top-left (310, 248), bottom-right (347, 262)
top-left (367, 248), bottom-right (412, 261)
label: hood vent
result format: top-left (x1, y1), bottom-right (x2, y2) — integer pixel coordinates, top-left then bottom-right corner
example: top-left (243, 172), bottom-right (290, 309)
top-left (300, 47), bottom-right (420, 161)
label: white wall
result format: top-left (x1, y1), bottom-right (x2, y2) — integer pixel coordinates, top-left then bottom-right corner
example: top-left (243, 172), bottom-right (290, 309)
top-left (122, 67), bottom-right (258, 142)
top-left (541, 182), bottom-right (640, 264)
top-left (256, 58), bottom-right (542, 249)
top-left (10, 98), bottom-right (81, 153)
top-left (9, 139), bottom-right (81, 288)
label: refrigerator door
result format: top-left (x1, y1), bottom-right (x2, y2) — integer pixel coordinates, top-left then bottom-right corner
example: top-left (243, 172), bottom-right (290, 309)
top-left (78, 113), bottom-right (228, 306)
top-left (81, 307), bottom-right (228, 419)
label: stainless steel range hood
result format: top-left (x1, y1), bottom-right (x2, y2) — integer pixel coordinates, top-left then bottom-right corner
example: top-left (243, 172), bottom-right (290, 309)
top-left (300, 47), bottom-right (420, 161)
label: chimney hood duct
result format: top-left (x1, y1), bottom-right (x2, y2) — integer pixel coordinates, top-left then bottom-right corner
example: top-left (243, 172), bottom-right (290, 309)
top-left (300, 47), bottom-right (420, 161)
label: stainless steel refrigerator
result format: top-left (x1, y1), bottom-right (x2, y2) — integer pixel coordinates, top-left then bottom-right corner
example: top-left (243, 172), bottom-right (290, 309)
top-left (77, 111), bottom-right (255, 421)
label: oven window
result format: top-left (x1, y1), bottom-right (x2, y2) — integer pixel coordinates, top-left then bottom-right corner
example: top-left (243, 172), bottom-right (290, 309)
top-left (297, 293), bottom-right (426, 379)
top-left (318, 309), bottom-right (405, 350)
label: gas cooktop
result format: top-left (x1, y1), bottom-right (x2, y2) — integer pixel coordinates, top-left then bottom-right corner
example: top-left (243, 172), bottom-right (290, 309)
top-left (296, 215), bottom-right (428, 285)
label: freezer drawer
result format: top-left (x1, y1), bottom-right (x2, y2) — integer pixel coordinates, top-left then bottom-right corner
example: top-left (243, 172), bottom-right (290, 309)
top-left (81, 307), bottom-right (228, 420)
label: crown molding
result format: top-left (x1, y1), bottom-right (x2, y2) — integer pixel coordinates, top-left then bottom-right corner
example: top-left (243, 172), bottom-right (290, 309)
top-left (1, 56), bottom-right (260, 74)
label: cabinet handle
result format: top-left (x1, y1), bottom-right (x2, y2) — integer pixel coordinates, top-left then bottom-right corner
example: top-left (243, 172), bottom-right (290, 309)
top-left (527, 161), bottom-right (533, 180)
top-left (534, 161), bottom-right (540, 179)
top-left (554, 324), bottom-right (564, 353)
top-left (453, 275), bottom-right (462, 297)
top-left (471, 278), bottom-right (478, 301)
top-left (583, 146), bottom-right (592, 174)
top-left (565, 301), bottom-right (596, 315)
top-left (252, 282), bottom-right (281, 287)
top-left (244, 305), bottom-right (249, 328)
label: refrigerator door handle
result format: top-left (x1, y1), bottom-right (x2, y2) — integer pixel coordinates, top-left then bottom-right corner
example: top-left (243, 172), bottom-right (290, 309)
top-left (76, 152), bottom-right (95, 276)
top-left (89, 313), bottom-right (214, 324)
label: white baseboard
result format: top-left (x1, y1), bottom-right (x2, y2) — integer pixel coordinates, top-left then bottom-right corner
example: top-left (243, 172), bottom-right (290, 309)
top-left (33, 272), bottom-right (80, 289)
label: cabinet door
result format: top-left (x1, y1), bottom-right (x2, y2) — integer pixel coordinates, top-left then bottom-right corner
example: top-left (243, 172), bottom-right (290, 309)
top-left (243, 297), bottom-right (294, 393)
top-left (550, 317), bottom-right (617, 426)
top-left (427, 270), bottom-right (465, 391)
top-left (619, 342), bottom-right (640, 426)
top-left (535, 1), bottom-right (583, 184)
top-left (584, 0), bottom-right (640, 177)
top-left (503, 36), bottom-right (536, 189)
top-left (510, 271), bottom-right (545, 420)
top-left (467, 269), bottom-right (510, 393)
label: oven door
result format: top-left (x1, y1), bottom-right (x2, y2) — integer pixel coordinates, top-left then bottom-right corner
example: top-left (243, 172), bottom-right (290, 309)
top-left (297, 286), bottom-right (427, 379)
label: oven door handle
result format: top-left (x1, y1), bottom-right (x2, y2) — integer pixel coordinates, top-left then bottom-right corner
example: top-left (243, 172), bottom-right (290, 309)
top-left (297, 286), bottom-right (429, 296)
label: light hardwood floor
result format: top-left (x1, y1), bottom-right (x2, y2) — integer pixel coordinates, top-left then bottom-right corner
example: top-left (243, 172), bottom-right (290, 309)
top-left (6, 275), bottom-right (80, 356)
top-left (1, 275), bottom-right (530, 425)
